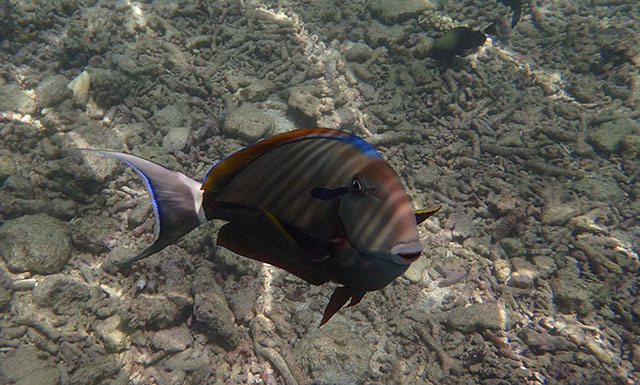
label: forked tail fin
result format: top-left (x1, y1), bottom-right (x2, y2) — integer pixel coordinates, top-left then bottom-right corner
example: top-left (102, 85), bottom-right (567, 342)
top-left (78, 150), bottom-right (206, 265)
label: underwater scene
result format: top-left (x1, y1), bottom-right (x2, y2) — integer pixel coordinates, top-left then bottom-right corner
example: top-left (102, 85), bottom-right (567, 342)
top-left (0, 0), bottom-right (639, 384)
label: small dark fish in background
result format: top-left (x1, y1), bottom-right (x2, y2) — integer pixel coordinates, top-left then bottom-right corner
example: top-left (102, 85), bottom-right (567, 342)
top-left (79, 128), bottom-right (439, 326)
top-left (430, 26), bottom-right (487, 60)
top-left (498, 0), bottom-right (522, 28)
top-left (483, 23), bottom-right (500, 36)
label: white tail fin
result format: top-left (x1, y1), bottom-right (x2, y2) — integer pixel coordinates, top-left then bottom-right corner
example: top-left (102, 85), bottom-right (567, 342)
top-left (78, 149), bottom-right (206, 265)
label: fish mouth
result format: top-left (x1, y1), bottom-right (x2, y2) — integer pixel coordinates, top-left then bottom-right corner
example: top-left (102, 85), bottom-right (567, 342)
top-left (397, 251), bottom-right (422, 263)
top-left (390, 241), bottom-right (423, 264)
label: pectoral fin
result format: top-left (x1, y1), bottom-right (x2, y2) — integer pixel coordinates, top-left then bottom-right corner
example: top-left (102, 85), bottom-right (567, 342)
top-left (260, 208), bottom-right (299, 246)
top-left (259, 208), bottom-right (333, 258)
top-left (217, 222), bottom-right (329, 286)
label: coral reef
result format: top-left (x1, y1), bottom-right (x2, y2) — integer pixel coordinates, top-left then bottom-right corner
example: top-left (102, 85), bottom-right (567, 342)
top-left (0, 0), bottom-right (638, 384)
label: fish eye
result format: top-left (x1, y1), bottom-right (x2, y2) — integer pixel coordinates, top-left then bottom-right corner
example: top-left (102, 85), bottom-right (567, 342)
top-left (351, 177), bottom-right (364, 195)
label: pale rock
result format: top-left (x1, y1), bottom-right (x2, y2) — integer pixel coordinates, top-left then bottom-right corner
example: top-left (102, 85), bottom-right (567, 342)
top-left (32, 274), bottom-right (90, 315)
top-left (551, 268), bottom-right (594, 316)
top-left (587, 117), bottom-right (637, 155)
top-left (344, 42), bottom-right (372, 63)
top-left (493, 259), bottom-right (511, 283)
top-left (192, 266), bottom-right (239, 349)
top-left (36, 75), bottom-right (71, 108)
top-left (533, 255), bottom-right (557, 279)
top-left (162, 126), bottom-right (191, 152)
top-left (0, 345), bottom-right (60, 385)
top-left (151, 324), bottom-right (193, 352)
top-left (68, 70), bottom-right (90, 107)
top-left (122, 291), bottom-right (193, 329)
top-left (414, 37), bottom-right (434, 59)
top-left (509, 258), bottom-right (539, 288)
top-left (0, 84), bottom-right (37, 114)
top-left (223, 103), bottom-right (275, 142)
top-left (95, 314), bottom-right (130, 352)
top-left (507, 270), bottom-right (536, 289)
top-left (443, 302), bottom-right (516, 333)
top-left (289, 91), bottom-right (323, 119)
top-left (66, 355), bottom-right (121, 385)
top-left (0, 266), bottom-right (13, 312)
top-left (568, 214), bottom-right (606, 234)
top-left (368, 0), bottom-right (436, 24)
top-left (620, 134), bottom-right (640, 158)
top-left (0, 213), bottom-right (71, 274)
top-left (542, 201), bottom-right (581, 225)
top-left (0, 154), bottom-right (15, 181)
top-left (573, 177), bottom-right (627, 201)
top-left (295, 319), bottom-right (373, 385)
top-left (403, 256), bottom-right (430, 283)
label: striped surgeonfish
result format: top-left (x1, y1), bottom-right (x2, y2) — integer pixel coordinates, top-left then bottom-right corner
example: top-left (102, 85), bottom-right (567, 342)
top-left (82, 128), bottom-right (439, 326)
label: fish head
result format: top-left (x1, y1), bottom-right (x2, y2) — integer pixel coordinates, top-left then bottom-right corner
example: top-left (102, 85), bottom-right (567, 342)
top-left (338, 160), bottom-right (422, 265)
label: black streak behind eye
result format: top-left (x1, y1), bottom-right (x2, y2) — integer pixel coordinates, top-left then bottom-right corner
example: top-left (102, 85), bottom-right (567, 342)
top-left (310, 186), bottom-right (348, 201)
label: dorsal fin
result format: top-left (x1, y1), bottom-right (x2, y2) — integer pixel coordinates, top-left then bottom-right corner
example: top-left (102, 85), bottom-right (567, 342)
top-left (201, 128), bottom-right (379, 194)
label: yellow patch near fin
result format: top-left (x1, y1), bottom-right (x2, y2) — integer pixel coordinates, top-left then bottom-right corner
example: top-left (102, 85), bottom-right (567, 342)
top-left (261, 209), bottom-right (298, 246)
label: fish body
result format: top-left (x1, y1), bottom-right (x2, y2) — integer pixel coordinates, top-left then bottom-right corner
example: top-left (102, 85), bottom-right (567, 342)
top-left (431, 26), bottom-right (487, 60)
top-left (498, 0), bottom-right (522, 28)
top-left (83, 128), bottom-right (439, 325)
